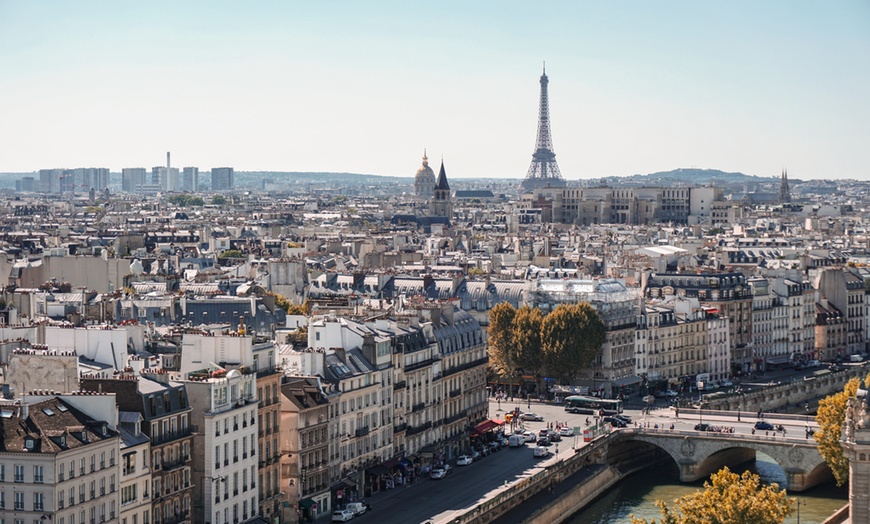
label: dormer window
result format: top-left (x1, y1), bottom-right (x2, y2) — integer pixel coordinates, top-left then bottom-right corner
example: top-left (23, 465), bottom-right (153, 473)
top-left (24, 437), bottom-right (34, 450)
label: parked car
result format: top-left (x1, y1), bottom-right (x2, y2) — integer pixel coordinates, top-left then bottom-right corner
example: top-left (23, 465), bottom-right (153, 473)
top-left (533, 446), bottom-right (550, 458)
top-left (547, 430), bottom-right (562, 442)
top-left (487, 441), bottom-right (501, 452)
top-left (522, 431), bottom-right (537, 443)
top-left (694, 423), bottom-right (711, 432)
top-left (559, 427), bottom-right (574, 437)
top-left (457, 455), bottom-right (474, 466)
top-left (430, 468), bottom-right (447, 479)
top-left (332, 509), bottom-right (355, 522)
top-left (345, 502), bottom-right (367, 516)
top-left (536, 436), bottom-right (551, 446)
top-left (469, 450), bottom-right (481, 461)
top-left (614, 414), bottom-right (632, 424)
top-left (521, 412), bottom-right (544, 421)
top-left (604, 417), bottom-right (627, 428)
top-left (755, 421), bottom-right (775, 431)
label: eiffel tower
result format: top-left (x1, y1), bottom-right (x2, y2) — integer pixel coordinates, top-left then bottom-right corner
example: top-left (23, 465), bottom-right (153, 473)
top-left (522, 64), bottom-right (566, 192)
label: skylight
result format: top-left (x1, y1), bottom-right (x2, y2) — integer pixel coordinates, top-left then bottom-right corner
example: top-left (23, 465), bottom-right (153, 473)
top-left (56, 404), bottom-right (69, 412)
top-left (42, 408), bottom-right (55, 416)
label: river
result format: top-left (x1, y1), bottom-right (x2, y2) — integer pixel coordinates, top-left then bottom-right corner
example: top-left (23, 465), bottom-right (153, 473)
top-left (566, 454), bottom-right (848, 524)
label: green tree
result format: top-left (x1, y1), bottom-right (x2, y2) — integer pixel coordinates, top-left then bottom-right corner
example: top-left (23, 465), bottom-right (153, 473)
top-left (211, 195), bottom-right (227, 205)
top-left (815, 375), bottom-right (868, 486)
top-left (540, 302), bottom-right (606, 383)
top-left (487, 303), bottom-right (516, 376)
top-left (168, 194), bottom-right (205, 207)
top-left (512, 306), bottom-right (545, 391)
top-left (630, 467), bottom-right (793, 524)
top-left (220, 249), bottom-right (245, 259)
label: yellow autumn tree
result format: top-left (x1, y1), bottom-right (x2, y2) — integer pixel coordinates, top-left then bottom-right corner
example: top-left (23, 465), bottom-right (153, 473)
top-left (630, 467), bottom-right (792, 524)
top-left (815, 374), bottom-right (870, 486)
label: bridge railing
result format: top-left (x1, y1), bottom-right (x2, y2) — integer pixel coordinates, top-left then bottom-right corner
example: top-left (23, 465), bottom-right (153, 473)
top-left (676, 407), bottom-right (815, 424)
top-left (619, 426), bottom-right (815, 444)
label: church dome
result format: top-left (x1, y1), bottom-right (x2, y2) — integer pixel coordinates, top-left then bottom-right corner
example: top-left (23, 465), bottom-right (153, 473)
top-left (414, 150), bottom-right (436, 198)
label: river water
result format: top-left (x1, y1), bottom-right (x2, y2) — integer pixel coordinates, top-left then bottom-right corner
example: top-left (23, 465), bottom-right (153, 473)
top-left (567, 454), bottom-right (848, 524)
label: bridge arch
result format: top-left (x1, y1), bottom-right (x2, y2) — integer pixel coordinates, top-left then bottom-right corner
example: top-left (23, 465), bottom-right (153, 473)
top-left (613, 429), bottom-right (831, 492)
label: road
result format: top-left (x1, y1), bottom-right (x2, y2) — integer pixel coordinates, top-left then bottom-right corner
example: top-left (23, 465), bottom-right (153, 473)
top-left (346, 393), bottom-right (824, 523)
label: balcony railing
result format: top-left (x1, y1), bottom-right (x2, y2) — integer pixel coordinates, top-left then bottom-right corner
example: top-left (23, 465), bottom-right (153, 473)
top-left (443, 357), bottom-right (488, 378)
top-left (411, 402), bottom-right (426, 413)
top-left (407, 421), bottom-right (432, 436)
top-left (393, 422), bottom-right (408, 433)
top-left (393, 381), bottom-right (407, 391)
top-left (354, 426), bottom-right (370, 438)
top-left (449, 388), bottom-right (461, 398)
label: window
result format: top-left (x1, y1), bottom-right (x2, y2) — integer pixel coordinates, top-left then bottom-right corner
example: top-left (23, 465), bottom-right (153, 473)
top-left (110, 449), bottom-right (116, 467)
top-left (0, 490), bottom-right (4, 508)
top-left (215, 445), bottom-right (220, 468)
top-left (14, 464), bottom-right (24, 482)
top-left (101, 451), bottom-right (106, 469)
top-left (59, 462), bottom-right (65, 481)
top-left (34, 492), bottom-right (44, 511)
top-left (34, 465), bottom-right (44, 483)
top-left (14, 491), bottom-right (24, 510)
top-left (90, 455), bottom-right (96, 472)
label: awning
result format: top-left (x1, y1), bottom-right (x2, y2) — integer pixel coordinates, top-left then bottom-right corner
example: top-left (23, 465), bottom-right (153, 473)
top-left (766, 355), bottom-right (790, 365)
top-left (299, 499), bottom-right (316, 510)
top-left (366, 465), bottom-right (389, 476)
top-left (492, 419), bottom-right (505, 426)
top-left (341, 478), bottom-right (357, 489)
top-left (472, 420), bottom-right (499, 435)
top-left (613, 375), bottom-right (643, 387)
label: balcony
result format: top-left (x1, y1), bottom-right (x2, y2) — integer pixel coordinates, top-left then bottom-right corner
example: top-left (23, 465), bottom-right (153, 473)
top-left (411, 402), bottom-right (426, 413)
top-left (405, 358), bottom-right (438, 373)
top-left (449, 388), bottom-right (461, 398)
top-left (393, 381), bottom-right (407, 391)
top-left (393, 422), bottom-right (408, 433)
top-left (444, 411), bottom-right (467, 425)
top-left (406, 421), bottom-right (432, 436)
top-left (443, 357), bottom-right (488, 378)
top-left (354, 426), bottom-right (370, 438)
top-left (153, 430), bottom-right (193, 446)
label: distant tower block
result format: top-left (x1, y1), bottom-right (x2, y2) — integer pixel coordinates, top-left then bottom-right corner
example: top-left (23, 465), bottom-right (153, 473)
top-left (522, 64), bottom-right (566, 192)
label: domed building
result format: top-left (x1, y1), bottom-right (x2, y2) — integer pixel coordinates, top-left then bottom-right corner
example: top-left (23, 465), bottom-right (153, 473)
top-left (414, 150), bottom-right (436, 198)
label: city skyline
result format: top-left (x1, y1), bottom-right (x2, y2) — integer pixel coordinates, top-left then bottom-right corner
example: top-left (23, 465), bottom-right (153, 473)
top-left (1, 1), bottom-right (869, 180)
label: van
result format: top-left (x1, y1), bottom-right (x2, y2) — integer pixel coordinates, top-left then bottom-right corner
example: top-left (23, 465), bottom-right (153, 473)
top-left (851, 354), bottom-right (864, 363)
top-left (345, 502), bottom-right (366, 516)
top-left (508, 434), bottom-right (525, 448)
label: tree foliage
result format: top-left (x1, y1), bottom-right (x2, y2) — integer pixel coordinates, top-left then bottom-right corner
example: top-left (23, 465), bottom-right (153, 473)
top-left (540, 302), bottom-right (606, 383)
top-left (630, 467), bottom-right (793, 524)
top-left (487, 303), bottom-right (516, 376)
top-left (167, 194), bottom-right (204, 207)
top-left (220, 249), bottom-right (245, 259)
top-left (815, 375), bottom-right (868, 486)
top-left (211, 195), bottom-right (227, 205)
top-left (511, 306), bottom-right (544, 379)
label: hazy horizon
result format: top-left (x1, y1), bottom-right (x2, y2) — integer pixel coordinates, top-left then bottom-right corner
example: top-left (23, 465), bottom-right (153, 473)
top-left (1, 1), bottom-right (868, 180)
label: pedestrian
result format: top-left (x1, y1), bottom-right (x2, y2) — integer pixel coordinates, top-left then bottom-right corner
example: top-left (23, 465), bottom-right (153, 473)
top-left (751, 428), bottom-right (755, 435)
top-left (737, 412), bottom-right (741, 422)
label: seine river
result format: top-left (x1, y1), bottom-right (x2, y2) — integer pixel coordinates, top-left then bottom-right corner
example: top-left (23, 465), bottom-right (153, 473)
top-left (567, 454), bottom-right (848, 524)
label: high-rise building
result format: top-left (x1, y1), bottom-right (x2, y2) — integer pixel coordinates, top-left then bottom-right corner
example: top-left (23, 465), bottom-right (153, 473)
top-left (211, 167), bottom-right (234, 191)
top-left (122, 168), bottom-right (148, 192)
top-left (182, 167), bottom-right (199, 192)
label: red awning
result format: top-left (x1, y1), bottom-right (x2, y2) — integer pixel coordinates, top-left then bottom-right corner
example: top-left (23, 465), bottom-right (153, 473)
top-left (492, 419), bottom-right (505, 426)
top-left (472, 420), bottom-right (498, 435)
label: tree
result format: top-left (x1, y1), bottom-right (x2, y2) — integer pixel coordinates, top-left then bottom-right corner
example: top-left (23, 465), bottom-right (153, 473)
top-left (512, 306), bottom-right (544, 392)
top-left (487, 303), bottom-right (516, 376)
top-left (220, 249), bottom-right (245, 259)
top-left (540, 302), bottom-right (606, 383)
top-left (630, 467), bottom-right (793, 524)
top-left (815, 374), bottom-right (869, 485)
top-left (211, 195), bottom-right (227, 205)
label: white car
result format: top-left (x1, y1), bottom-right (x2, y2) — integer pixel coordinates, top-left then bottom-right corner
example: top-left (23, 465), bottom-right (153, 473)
top-left (430, 467), bottom-right (447, 479)
top-left (520, 412), bottom-right (544, 421)
top-left (332, 509), bottom-right (355, 522)
top-left (522, 431), bottom-right (537, 443)
top-left (533, 446), bottom-right (550, 458)
top-left (345, 502), bottom-right (366, 516)
top-left (457, 455), bottom-right (474, 466)
top-left (559, 427), bottom-right (574, 437)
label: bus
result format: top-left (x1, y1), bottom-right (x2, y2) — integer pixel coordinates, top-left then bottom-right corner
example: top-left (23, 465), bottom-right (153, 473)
top-left (563, 395), bottom-right (623, 415)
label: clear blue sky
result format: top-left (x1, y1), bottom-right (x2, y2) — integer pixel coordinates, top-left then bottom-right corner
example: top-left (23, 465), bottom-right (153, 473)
top-left (1, 1), bottom-right (868, 180)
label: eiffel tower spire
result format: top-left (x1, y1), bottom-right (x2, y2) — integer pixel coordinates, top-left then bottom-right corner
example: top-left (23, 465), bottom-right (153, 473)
top-left (522, 64), bottom-right (566, 192)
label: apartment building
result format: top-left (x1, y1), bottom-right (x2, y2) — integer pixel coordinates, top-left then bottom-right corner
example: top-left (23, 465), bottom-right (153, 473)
top-left (0, 394), bottom-right (120, 524)
top-left (80, 373), bottom-right (194, 524)
top-left (117, 412), bottom-right (152, 524)
top-left (280, 377), bottom-right (330, 522)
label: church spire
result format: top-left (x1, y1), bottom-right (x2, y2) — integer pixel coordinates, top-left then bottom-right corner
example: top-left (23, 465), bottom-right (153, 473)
top-left (779, 168), bottom-right (791, 204)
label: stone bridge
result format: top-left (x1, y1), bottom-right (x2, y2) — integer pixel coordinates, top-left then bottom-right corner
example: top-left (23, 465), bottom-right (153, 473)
top-left (611, 428), bottom-right (831, 492)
